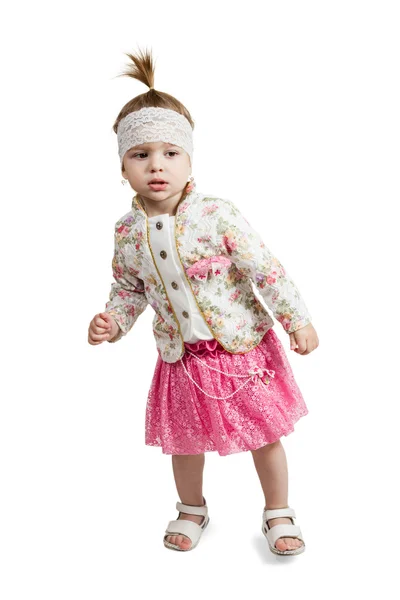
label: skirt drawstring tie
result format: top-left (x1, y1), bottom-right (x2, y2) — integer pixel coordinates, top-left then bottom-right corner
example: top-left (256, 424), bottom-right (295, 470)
top-left (179, 350), bottom-right (276, 401)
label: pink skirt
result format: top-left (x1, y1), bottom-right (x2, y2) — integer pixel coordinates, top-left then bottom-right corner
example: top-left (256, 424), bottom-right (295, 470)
top-left (145, 327), bottom-right (308, 456)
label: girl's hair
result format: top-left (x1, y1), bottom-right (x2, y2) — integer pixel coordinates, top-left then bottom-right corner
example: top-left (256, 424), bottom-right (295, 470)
top-left (112, 47), bottom-right (195, 155)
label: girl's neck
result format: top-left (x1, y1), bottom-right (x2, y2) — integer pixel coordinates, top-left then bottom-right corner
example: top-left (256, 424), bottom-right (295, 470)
top-left (137, 188), bottom-right (190, 218)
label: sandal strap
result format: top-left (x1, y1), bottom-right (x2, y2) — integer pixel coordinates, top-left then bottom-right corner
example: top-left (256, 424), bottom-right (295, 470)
top-left (264, 523), bottom-right (304, 547)
top-left (263, 507), bottom-right (296, 521)
top-left (164, 518), bottom-right (205, 544)
top-left (176, 498), bottom-right (208, 517)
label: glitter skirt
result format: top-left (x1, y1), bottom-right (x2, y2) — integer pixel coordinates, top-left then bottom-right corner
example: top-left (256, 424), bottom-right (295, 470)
top-left (145, 327), bottom-right (309, 456)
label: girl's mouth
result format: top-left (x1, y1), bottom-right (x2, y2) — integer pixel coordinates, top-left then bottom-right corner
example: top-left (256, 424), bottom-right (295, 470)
top-left (148, 182), bottom-right (168, 191)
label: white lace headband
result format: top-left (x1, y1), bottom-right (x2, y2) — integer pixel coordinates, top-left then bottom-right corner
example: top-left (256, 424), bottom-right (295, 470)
top-left (117, 106), bottom-right (194, 169)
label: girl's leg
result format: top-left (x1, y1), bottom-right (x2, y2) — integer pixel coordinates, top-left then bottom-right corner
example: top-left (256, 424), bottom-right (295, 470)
top-left (251, 440), bottom-right (304, 551)
top-left (165, 453), bottom-right (206, 550)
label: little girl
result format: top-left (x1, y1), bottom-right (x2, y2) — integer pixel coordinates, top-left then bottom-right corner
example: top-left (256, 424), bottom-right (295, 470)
top-left (88, 47), bottom-right (319, 556)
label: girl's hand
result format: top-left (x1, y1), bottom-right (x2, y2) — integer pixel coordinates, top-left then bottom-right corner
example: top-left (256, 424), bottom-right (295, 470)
top-left (88, 312), bottom-right (120, 345)
top-left (289, 323), bottom-right (319, 355)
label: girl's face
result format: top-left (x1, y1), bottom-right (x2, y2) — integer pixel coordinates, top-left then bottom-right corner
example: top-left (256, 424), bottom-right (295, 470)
top-left (122, 141), bottom-right (191, 208)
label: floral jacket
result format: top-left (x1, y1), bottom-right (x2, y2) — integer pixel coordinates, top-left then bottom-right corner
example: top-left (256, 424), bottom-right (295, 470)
top-left (104, 185), bottom-right (312, 363)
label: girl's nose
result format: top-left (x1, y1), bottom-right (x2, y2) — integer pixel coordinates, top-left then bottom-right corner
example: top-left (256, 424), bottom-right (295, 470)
top-left (149, 156), bottom-right (163, 171)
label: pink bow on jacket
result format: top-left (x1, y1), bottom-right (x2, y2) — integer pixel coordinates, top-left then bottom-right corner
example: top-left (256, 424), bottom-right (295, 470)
top-left (186, 255), bottom-right (232, 279)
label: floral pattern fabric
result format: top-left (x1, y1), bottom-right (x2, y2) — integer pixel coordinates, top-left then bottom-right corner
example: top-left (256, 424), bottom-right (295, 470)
top-left (105, 184), bottom-right (312, 363)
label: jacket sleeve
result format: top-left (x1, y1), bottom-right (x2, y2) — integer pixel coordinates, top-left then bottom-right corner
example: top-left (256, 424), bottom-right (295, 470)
top-left (217, 199), bottom-right (312, 334)
top-left (104, 225), bottom-right (148, 343)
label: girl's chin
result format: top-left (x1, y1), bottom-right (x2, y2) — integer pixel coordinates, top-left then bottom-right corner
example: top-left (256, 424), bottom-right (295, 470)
top-left (141, 190), bottom-right (169, 198)
top-left (138, 187), bottom-right (184, 199)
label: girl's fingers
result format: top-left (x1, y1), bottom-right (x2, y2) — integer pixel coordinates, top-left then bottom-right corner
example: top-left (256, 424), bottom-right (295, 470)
top-left (91, 327), bottom-right (109, 336)
top-left (289, 332), bottom-right (298, 350)
top-left (95, 316), bottom-right (110, 328)
top-left (88, 313), bottom-right (116, 345)
top-left (89, 331), bottom-right (111, 343)
top-left (99, 312), bottom-right (113, 325)
top-left (94, 314), bottom-right (111, 332)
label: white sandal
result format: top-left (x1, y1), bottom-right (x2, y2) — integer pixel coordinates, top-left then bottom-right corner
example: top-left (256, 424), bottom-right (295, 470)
top-left (163, 497), bottom-right (210, 552)
top-left (262, 506), bottom-right (305, 556)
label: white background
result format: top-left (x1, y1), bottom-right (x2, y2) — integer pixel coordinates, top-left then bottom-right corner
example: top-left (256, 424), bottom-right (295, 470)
top-left (1, 0), bottom-right (399, 598)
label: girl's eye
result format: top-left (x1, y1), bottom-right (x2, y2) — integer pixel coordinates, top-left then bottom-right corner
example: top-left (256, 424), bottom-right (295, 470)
top-left (131, 151), bottom-right (178, 158)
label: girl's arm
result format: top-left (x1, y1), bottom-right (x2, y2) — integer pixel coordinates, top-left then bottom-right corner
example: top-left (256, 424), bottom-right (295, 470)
top-left (217, 199), bottom-right (312, 334)
top-left (104, 225), bottom-right (148, 343)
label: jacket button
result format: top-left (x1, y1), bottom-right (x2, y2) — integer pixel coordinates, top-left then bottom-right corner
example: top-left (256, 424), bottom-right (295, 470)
top-left (160, 250), bottom-right (167, 259)
top-left (182, 311), bottom-right (189, 318)
top-left (171, 281), bottom-right (179, 289)
top-left (156, 221), bottom-right (163, 230)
